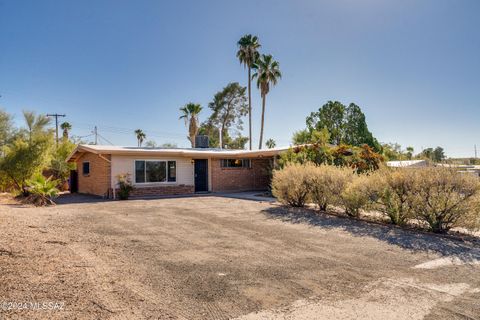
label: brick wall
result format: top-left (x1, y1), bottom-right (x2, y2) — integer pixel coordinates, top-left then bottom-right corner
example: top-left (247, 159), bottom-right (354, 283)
top-left (76, 153), bottom-right (111, 196)
top-left (211, 158), bottom-right (272, 192)
top-left (125, 184), bottom-right (194, 197)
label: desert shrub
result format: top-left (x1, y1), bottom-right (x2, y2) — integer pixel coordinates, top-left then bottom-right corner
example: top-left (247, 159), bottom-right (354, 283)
top-left (310, 165), bottom-right (353, 211)
top-left (117, 174), bottom-right (134, 200)
top-left (271, 163), bottom-right (315, 207)
top-left (341, 174), bottom-right (374, 217)
top-left (410, 168), bottom-right (480, 233)
top-left (25, 174), bottom-right (60, 206)
top-left (372, 168), bottom-right (417, 226)
top-left (0, 137), bottom-right (51, 195)
top-left (49, 139), bottom-right (76, 185)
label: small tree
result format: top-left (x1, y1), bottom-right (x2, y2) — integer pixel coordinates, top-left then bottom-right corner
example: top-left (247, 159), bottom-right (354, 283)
top-left (292, 129), bottom-right (311, 145)
top-left (144, 140), bottom-right (157, 148)
top-left (0, 108), bottom-right (12, 147)
top-left (0, 111), bottom-right (53, 195)
top-left (49, 139), bottom-right (76, 186)
top-left (1, 137), bottom-right (52, 195)
top-left (433, 147), bottom-right (445, 162)
top-left (406, 146), bottom-right (414, 160)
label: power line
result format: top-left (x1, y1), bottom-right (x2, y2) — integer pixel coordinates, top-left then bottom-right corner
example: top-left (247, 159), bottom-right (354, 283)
top-left (46, 113), bottom-right (66, 145)
top-left (97, 133), bottom-right (114, 145)
top-left (69, 121), bottom-right (187, 139)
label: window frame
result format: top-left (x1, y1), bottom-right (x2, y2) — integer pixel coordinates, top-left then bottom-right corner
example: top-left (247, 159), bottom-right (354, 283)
top-left (220, 159), bottom-right (252, 169)
top-left (133, 159), bottom-right (177, 185)
top-left (82, 161), bottom-right (90, 176)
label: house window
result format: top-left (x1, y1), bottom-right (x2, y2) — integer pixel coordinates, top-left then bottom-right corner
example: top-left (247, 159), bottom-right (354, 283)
top-left (135, 160), bottom-right (176, 183)
top-left (168, 161), bottom-right (176, 182)
top-left (82, 162), bottom-right (90, 176)
top-left (221, 159), bottom-right (251, 168)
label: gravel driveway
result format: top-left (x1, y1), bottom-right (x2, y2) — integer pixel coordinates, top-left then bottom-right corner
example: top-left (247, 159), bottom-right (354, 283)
top-left (1, 195), bottom-right (479, 319)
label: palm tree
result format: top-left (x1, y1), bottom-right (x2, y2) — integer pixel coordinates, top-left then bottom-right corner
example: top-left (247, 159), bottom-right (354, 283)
top-left (179, 103), bottom-right (202, 148)
top-left (237, 34), bottom-right (261, 151)
top-left (134, 129), bottom-right (146, 147)
top-left (265, 138), bottom-right (276, 149)
top-left (23, 111), bottom-right (51, 142)
top-left (252, 54), bottom-right (281, 149)
top-left (60, 122), bottom-right (72, 140)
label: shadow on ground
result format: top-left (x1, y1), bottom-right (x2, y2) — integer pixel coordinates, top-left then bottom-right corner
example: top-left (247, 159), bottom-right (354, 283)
top-left (55, 192), bottom-right (213, 204)
top-left (55, 193), bottom-right (107, 205)
top-left (262, 205), bottom-right (480, 259)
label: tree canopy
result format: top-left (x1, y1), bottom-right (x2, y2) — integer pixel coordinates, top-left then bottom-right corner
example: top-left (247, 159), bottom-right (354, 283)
top-left (306, 101), bottom-right (380, 151)
top-left (0, 109), bottom-right (12, 147)
top-left (198, 82), bottom-right (249, 149)
top-left (0, 111), bottom-right (54, 194)
top-left (208, 82), bottom-right (248, 137)
top-left (420, 146), bottom-right (445, 162)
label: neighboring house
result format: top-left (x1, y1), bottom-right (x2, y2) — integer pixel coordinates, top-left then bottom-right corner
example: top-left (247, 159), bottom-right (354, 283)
top-left (437, 163), bottom-right (480, 176)
top-left (66, 144), bottom-right (288, 198)
top-left (386, 160), bottom-right (428, 168)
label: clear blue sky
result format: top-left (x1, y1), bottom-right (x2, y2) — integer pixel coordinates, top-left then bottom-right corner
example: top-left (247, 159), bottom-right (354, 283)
top-left (0, 0), bottom-right (479, 157)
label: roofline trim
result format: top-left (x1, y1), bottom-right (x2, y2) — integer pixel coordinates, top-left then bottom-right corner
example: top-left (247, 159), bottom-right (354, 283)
top-left (66, 144), bottom-right (290, 162)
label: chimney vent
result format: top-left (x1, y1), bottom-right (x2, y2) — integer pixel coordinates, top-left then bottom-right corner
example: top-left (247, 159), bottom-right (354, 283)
top-left (195, 135), bottom-right (209, 148)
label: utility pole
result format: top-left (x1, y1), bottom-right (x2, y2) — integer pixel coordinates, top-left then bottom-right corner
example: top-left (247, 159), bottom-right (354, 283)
top-left (93, 126), bottom-right (98, 145)
top-left (46, 113), bottom-right (66, 145)
top-left (475, 144), bottom-right (477, 160)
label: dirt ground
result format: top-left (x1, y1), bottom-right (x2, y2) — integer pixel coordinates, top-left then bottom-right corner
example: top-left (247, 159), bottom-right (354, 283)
top-left (1, 194), bottom-right (479, 319)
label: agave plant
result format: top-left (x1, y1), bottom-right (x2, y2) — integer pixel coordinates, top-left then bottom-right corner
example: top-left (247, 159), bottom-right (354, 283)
top-left (26, 174), bottom-right (60, 206)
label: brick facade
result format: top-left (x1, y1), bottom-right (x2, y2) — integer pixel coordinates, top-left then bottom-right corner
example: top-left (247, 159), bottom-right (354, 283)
top-left (125, 184), bottom-right (194, 197)
top-left (76, 153), bottom-right (111, 197)
top-left (74, 152), bottom-right (273, 197)
top-left (211, 158), bottom-right (272, 192)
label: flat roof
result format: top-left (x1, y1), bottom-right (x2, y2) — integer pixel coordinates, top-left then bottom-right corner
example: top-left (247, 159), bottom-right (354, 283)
top-left (386, 160), bottom-right (427, 167)
top-left (66, 144), bottom-right (290, 162)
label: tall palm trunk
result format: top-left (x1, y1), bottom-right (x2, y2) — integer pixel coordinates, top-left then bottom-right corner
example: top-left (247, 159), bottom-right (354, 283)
top-left (189, 117), bottom-right (197, 148)
top-left (248, 67), bottom-right (252, 150)
top-left (259, 94), bottom-right (266, 149)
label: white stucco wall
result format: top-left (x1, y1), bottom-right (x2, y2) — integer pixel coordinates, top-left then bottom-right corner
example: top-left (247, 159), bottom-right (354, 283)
top-left (111, 155), bottom-right (195, 189)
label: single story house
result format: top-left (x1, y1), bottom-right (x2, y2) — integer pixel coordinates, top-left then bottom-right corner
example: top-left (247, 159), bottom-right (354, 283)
top-left (386, 160), bottom-right (428, 168)
top-left (66, 144), bottom-right (289, 198)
